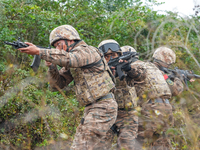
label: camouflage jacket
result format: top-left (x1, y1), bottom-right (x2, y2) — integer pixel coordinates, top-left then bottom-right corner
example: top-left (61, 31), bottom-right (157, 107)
top-left (126, 60), bottom-right (172, 105)
top-left (114, 76), bottom-right (137, 109)
top-left (39, 40), bottom-right (115, 106)
top-left (167, 77), bottom-right (184, 96)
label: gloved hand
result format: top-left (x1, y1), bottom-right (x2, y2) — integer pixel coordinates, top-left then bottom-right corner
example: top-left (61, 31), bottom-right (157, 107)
top-left (122, 63), bottom-right (131, 72)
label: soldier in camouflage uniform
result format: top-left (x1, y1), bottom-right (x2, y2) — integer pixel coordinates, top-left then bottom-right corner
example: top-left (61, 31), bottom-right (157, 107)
top-left (152, 46), bottom-right (184, 96)
top-left (125, 47), bottom-right (174, 150)
top-left (97, 41), bottom-right (138, 150)
top-left (18, 25), bottom-right (118, 150)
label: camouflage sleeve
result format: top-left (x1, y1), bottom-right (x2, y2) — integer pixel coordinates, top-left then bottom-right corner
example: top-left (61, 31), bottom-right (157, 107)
top-left (39, 46), bottom-right (101, 69)
top-left (127, 63), bottom-right (146, 82)
top-left (166, 77), bottom-right (184, 96)
top-left (48, 64), bottom-right (73, 91)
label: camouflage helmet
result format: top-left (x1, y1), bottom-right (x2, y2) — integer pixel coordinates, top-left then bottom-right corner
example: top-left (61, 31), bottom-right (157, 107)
top-left (98, 39), bottom-right (122, 55)
top-left (121, 45), bottom-right (137, 54)
top-left (153, 46), bottom-right (176, 64)
top-left (49, 25), bottom-right (81, 46)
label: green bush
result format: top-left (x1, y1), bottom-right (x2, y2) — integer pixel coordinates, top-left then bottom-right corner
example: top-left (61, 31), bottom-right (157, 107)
top-left (0, 0), bottom-right (200, 149)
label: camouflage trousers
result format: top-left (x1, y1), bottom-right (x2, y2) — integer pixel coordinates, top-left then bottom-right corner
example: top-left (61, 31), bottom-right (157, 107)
top-left (135, 101), bottom-right (174, 150)
top-left (95, 109), bottom-right (138, 150)
top-left (71, 97), bottom-right (118, 150)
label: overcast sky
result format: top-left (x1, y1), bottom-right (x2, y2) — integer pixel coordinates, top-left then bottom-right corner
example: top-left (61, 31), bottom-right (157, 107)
top-left (149, 0), bottom-right (196, 16)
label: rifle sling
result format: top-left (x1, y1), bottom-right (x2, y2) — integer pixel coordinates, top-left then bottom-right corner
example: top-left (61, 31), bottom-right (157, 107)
top-left (80, 58), bottom-right (102, 69)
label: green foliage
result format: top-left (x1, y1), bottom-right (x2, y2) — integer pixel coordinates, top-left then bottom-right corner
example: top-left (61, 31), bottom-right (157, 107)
top-left (0, 71), bottom-right (82, 148)
top-left (0, 0), bottom-right (200, 149)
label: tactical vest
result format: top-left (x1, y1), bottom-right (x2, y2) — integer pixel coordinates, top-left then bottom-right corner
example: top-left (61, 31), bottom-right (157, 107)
top-left (70, 46), bottom-right (115, 106)
top-left (133, 61), bottom-right (171, 102)
top-left (114, 77), bottom-right (137, 109)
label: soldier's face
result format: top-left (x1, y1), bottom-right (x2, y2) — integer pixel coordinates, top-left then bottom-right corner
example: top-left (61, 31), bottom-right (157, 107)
top-left (54, 40), bottom-right (66, 51)
top-left (104, 52), bottom-right (119, 63)
top-left (54, 40), bottom-right (75, 51)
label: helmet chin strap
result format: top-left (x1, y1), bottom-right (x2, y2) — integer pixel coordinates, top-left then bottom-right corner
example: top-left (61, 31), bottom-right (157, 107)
top-left (153, 59), bottom-right (171, 68)
top-left (64, 40), bottom-right (82, 52)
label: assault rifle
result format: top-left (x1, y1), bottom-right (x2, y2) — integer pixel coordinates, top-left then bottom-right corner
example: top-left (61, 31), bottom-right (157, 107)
top-left (4, 37), bottom-right (50, 72)
top-left (161, 67), bottom-right (200, 90)
top-left (108, 51), bottom-right (139, 80)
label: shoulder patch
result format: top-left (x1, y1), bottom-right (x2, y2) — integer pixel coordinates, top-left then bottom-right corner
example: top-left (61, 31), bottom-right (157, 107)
top-left (166, 78), bottom-right (174, 86)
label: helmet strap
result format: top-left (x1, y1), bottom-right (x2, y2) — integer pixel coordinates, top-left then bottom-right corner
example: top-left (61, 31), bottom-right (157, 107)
top-left (64, 40), bottom-right (82, 52)
top-left (153, 59), bottom-right (171, 68)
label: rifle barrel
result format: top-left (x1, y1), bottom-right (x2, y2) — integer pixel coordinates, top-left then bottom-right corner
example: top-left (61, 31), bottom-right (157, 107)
top-left (194, 74), bottom-right (200, 79)
top-left (4, 41), bottom-right (16, 46)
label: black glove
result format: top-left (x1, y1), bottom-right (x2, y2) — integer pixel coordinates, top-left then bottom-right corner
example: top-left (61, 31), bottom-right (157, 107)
top-left (122, 63), bottom-right (131, 72)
